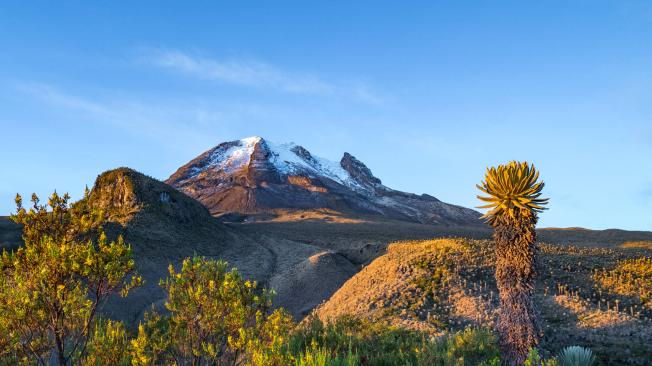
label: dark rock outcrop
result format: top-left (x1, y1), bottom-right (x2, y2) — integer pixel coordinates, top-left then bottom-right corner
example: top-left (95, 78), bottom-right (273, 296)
top-left (340, 152), bottom-right (382, 188)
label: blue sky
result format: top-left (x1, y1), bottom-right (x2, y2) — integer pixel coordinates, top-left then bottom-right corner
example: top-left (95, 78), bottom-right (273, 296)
top-left (0, 1), bottom-right (651, 230)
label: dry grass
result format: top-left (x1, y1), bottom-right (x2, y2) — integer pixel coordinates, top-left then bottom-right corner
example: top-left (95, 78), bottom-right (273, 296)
top-left (314, 239), bottom-right (497, 334)
top-left (314, 238), bottom-right (652, 365)
top-left (620, 240), bottom-right (652, 249)
top-left (537, 228), bottom-right (652, 248)
top-left (264, 209), bottom-right (369, 224)
top-left (592, 257), bottom-right (652, 308)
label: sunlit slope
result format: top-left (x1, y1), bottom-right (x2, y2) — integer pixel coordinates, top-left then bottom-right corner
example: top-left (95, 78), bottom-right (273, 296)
top-left (314, 238), bottom-right (652, 365)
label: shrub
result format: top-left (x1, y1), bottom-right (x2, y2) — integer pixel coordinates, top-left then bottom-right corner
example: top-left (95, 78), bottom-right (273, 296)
top-left (0, 192), bottom-right (140, 366)
top-left (83, 319), bottom-right (131, 366)
top-left (247, 308), bottom-right (296, 366)
top-left (293, 346), bottom-right (359, 366)
top-left (524, 348), bottom-right (558, 366)
top-left (416, 328), bottom-right (500, 366)
top-left (289, 316), bottom-right (422, 365)
top-left (131, 255), bottom-right (294, 366)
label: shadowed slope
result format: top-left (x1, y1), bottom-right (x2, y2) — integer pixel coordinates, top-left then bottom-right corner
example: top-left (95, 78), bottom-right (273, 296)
top-left (85, 168), bottom-right (272, 323)
top-left (85, 168), bottom-right (362, 323)
top-left (0, 217), bottom-right (21, 251)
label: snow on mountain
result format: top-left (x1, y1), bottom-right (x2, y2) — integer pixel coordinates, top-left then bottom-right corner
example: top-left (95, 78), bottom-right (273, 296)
top-left (182, 136), bottom-right (368, 190)
top-left (166, 137), bottom-right (482, 226)
top-left (266, 139), bottom-right (357, 186)
top-left (187, 136), bottom-right (259, 176)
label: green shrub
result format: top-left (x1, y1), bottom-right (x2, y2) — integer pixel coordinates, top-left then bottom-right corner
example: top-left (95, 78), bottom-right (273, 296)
top-left (416, 328), bottom-right (500, 366)
top-left (83, 319), bottom-right (131, 366)
top-left (293, 346), bottom-right (359, 366)
top-left (289, 317), bottom-right (500, 366)
top-left (0, 192), bottom-right (140, 366)
top-left (524, 348), bottom-right (558, 366)
top-left (131, 256), bottom-right (294, 366)
top-left (289, 316), bottom-right (422, 365)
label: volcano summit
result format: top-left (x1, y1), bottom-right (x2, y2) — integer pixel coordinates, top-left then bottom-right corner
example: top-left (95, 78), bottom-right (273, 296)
top-left (166, 137), bottom-right (481, 226)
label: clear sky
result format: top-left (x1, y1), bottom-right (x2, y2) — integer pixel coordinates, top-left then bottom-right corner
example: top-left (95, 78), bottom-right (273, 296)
top-left (0, 1), bottom-right (650, 230)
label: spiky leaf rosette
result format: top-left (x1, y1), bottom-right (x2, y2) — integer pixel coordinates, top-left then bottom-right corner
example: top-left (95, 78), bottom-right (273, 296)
top-left (476, 161), bottom-right (548, 225)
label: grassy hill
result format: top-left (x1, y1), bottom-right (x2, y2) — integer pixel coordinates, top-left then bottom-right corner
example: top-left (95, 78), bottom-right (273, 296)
top-left (314, 238), bottom-right (652, 365)
top-left (538, 227), bottom-right (652, 247)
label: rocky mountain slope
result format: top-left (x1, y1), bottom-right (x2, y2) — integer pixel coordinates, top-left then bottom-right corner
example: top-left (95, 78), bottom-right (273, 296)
top-left (75, 168), bottom-right (362, 322)
top-left (166, 137), bottom-right (482, 226)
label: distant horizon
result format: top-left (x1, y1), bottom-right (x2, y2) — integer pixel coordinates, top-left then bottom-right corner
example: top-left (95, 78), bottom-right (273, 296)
top-left (0, 134), bottom-right (647, 233)
top-left (1, 2), bottom-right (651, 231)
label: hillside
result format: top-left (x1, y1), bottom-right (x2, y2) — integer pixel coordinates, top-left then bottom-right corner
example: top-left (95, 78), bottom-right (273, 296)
top-left (82, 168), bottom-right (253, 323)
top-left (166, 137), bottom-right (482, 226)
top-left (2, 177), bottom-right (652, 327)
top-left (68, 168), bottom-right (366, 323)
top-left (2, 167), bottom-right (652, 331)
top-left (314, 238), bottom-right (652, 365)
top-left (0, 216), bottom-right (21, 251)
top-left (538, 227), bottom-right (652, 247)
top-left (0, 168), bottom-right (491, 322)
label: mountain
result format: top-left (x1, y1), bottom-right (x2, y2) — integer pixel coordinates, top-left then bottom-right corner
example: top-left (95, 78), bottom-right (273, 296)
top-left (166, 137), bottom-right (482, 226)
top-left (83, 168), bottom-right (215, 317)
top-left (89, 167), bottom-right (212, 225)
top-left (81, 167), bottom-right (369, 322)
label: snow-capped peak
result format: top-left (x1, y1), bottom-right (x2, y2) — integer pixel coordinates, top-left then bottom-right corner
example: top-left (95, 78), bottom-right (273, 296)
top-left (197, 136), bottom-right (261, 175)
top-left (239, 136), bottom-right (263, 145)
top-left (265, 140), bottom-right (355, 186)
top-left (186, 137), bottom-right (376, 191)
top-left (166, 136), bottom-right (482, 226)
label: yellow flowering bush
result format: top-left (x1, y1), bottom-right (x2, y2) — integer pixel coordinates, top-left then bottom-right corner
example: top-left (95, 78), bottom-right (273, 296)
top-left (0, 192), bottom-right (140, 365)
top-left (132, 256), bottom-right (295, 365)
top-left (82, 319), bottom-right (131, 366)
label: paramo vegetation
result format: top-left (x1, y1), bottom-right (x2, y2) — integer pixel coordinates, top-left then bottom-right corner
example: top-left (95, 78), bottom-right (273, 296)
top-left (0, 191), bottom-right (502, 366)
top-left (0, 162), bottom-right (612, 366)
top-left (0, 192), bottom-right (140, 365)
